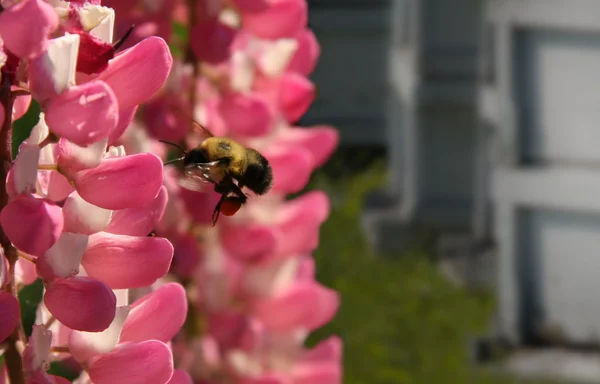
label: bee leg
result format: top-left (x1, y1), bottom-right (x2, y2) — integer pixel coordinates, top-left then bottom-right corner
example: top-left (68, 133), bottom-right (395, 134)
top-left (212, 195), bottom-right (225, 226)
top-left (229, 183), bottom-right (248, 202)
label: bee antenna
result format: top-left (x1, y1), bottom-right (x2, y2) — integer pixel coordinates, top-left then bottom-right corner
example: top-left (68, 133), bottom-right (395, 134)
top-left (158, 140), bottom-right (187, 155)
top-left (163, 156), bottom-right (185, 166)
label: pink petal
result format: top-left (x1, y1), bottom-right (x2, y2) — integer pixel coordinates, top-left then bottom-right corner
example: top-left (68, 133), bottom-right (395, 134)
top-left (71, 152), bottom-right (164, 210)
top-left (275, 191), bottom-right (330, 256)
top-left (120, 282), bottom-right (187, 343)
top-left (105, 185), bottom-right (167, 236)
top-left (142, 100), bottom-right (188, 142)
top-left (167, 369), bottom-right (193, 384)
top-left (69, 306), bottom-right (130, 363)
top-left (241, 0), bottom-right (307, 39)
top-left (239, 374), bottom-right (290, 384)
top-left (287, 29), bottom-right (320, 76)
top-left (22, 324), bottom-right (52, 372)
top-left (279, 73), bottom-right (314, 123)
top-left (191, 19), bottom-right (236, 64)
top-left (0, 292), bottom-right (19, 343)
top-left (220, 225), bottom-right (277, 262)
top-left (96, 36), bottom-right (173, 110)
top-left (16, 258), bottom-right (38, 286)
top-left (36, 232), bottom-right (88, 280)
top-left (81, 232), bottom-right (174, 289)
top-left (296, 255), bottom-right (315, 281)
top-left (251, 281), bottom-right (340, 332)
top-left (217, 92), bottom-right (274, 137)
top-left (171, 234), bottom-right (201, 279)
top-left (302, 336), bottom-right (342, 363)
top-left (13, 93), bottom-right (32, 120)
top-left (292, 362), bottom-right (341, 384)
top-left (44, 80), bottom-right (118, 146)
top-left (266, 147), bottom-right (312, 194)
top-left (57, 138), bottom-right (108, 174)
top-left (44, 277), bottom-right (116, 332)
top-left (109, 106), bottom-right (138, 145)
top-left (180, 188), bottom-right (222, 225)
top-left (63, 191), bottom-right (112, 235)
top-left (0, 0), bottom-right (58, 59)
top-left (9, 143), bottom-right (40, 196)
top-left (276, 126), bottom-right (338, 168)
top-left (0, 194), bottom-right (63, 256)
top-left (231, 0), bottom-right (269, 12)
top-left (88, 340), bottom-right (174, 384)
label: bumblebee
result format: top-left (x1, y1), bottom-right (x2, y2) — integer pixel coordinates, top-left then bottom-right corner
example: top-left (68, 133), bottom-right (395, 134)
top-left (162, 120), bottom-right (273, 226)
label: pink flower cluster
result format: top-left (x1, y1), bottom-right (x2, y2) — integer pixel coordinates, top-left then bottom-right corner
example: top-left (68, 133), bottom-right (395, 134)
top-left (0, 1), bottom-right (190, 383)
top-left (101, 0), bottom-right (344, 382)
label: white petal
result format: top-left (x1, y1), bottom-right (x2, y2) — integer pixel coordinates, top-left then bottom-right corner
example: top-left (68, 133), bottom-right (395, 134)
top-left (105, 145), bottom-right (126, 158)
top-left (68, 306), bottom-right (130, 363)
top-left (243, 257), bottom-right (299, 297)
top-left (219, 8), bottom-right (240, 28)
top-left (82, 5), bottom-right (115, 43)
top-left (45, 34), bottom-right (80, 95)
top-left (25, 113), bottom-right (49, 145)
top-left (47, 0), bottom-right (70, 17)
top-left (226, 350), bottom-right (262, 376)
top-left (61, 137), bottom-right (108, 170)
top-left (12, 144), bottom-right (40, 195)
top-left (113, 289), bottom-right (129, 307)
top-left (43, 232), bottom-right (89, 278)
top-left (25, 325), bottom-right (53, 372)
top-left (259, 39), bottom-right (298, 78)
top-left (230, 51), bottom-right (255, 92)
top-left (63, 191), bottom-right (113, 235)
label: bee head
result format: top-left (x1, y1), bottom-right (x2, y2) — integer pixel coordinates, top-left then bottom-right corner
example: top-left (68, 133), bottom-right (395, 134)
top-left (183, 148), bottom-right (210, 166)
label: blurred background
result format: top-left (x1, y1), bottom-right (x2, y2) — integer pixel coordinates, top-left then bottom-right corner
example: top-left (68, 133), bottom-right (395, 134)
top-left (300, 0), bottom-right (600, 383)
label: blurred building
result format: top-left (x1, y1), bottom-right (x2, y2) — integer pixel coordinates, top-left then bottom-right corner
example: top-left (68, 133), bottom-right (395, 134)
top-left (358, 0), bottom-right (600, 380)
top-left (302, 0), bottom-right (391, 145)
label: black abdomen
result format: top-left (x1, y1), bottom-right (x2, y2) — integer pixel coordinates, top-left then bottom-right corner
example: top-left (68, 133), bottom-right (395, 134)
top-left (242, 149), bottom-right (273, 195)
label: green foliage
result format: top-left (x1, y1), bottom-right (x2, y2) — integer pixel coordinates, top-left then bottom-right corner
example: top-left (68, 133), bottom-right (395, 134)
top-left (303, 160), bottom-right (563, 384)
top-left (18, 278), bottom-right (44, 337)
top-left (47, 361), bottom-right (79, 381)
top-left (12, 99), bottom-right (41, 160)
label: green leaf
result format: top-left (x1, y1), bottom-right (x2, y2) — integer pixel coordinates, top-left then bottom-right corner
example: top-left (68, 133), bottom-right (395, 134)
top-left (18, 278), bottom-right (44, 337)
top-left (47, 361), bottom-right (79, 381)
top-left (11, 99), bottom-right (41, 160)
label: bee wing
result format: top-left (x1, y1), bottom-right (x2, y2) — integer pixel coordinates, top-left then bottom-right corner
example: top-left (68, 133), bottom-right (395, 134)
top-left (178, 161), bottom-right (225, 193)
top-left (191, 119), bottom-right (215, 138)
top-left (178, 177), bottom-right (211, 192)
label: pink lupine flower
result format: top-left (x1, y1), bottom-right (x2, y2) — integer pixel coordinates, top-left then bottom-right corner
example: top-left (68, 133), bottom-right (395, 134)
top-left (81, 232), bottom-right (174, 289)
top-left (0, 194), bottom-right (63, 256)
top-left (95, 36), bottom-right (173, 111)
top-left (119, 282), bottom-right (188, 343)
top-left (44, 276), bottom-right (117, 332)
top-left (287, 29), bottom-right (320, 76)
top-left (0, 0), bottom-right (59, 59)
top-left (105, 185), bottom-right (168, 236)
top-left (44, 80), bottom-right (118, 146)
top-left (217, 92), bottom-right (274, 137)
top-left (0, 292), bottom-right (19, 343)
top-left (70, 152), bottom-right (164, 210)
top-left (87, 340), bottom-right (174, 384)
top-left (191, 19), bottom-right (237, 64)
top-left (239, 0), bottom-right (307, 39)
